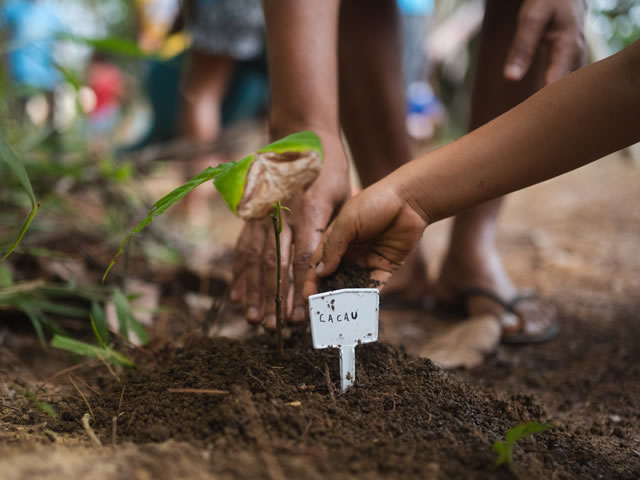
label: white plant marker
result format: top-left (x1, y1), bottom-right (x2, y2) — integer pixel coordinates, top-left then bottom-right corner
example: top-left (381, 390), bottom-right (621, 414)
top-left (308, 288), bottom-right (379, 391)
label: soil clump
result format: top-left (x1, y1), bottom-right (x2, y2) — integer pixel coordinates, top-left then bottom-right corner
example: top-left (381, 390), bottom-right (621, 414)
top-left (318, 263), bottom-right (381, 291)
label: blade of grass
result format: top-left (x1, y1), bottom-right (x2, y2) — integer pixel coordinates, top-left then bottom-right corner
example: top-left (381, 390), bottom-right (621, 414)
top-left (0, 135), bottom-right (38, 263)
top-left (22, 299), bottom-right (89, 318)
top-left (113, 288), bottom-right (149, 345)
top-left (12, 384), bottom-right (57, 417)
top-left (103, 165), bottom-right (230, 281)
top-left (17, 303), bottom-right (46, 348)
top-left (57, 33), bottom-right (158, 59)
top-left (113, 288), bottom-right (130, 340)
top-left (91, 302), bottom-right (108, 346)
top-left (51, 335), bottom-right (134, 368)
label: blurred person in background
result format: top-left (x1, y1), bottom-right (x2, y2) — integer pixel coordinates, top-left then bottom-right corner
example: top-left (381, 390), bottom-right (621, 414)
top-left (134, 0), bottom-right (269, 220)
top-left (1, 0), bottom-right (62, 127)
top-left (398, 0), bottom-right (445, 142)
top-left (231, 0), bottom-right (585, 345)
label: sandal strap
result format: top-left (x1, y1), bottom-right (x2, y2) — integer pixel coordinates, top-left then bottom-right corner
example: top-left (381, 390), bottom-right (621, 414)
top-left (456, 287), bottom-right (516, 313)
top-left (457, 287), bottom-right (540, 314)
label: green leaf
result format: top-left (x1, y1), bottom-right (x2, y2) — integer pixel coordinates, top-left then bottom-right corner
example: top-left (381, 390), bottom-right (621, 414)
top-left (12, 384), bottom-right (57, 417)
top-left (0, 136), bottom-right (35, 204)
top-left (0, 136), bottom-right (38, 263)
top-left (103, 165), bottom-right (229, 281)
top-left (0, 203), bottom-right (39, 264)
top-left (53, 63), bottom-right (83, 91)
top-left (23, 300), bottom-right (89, 318)
top-left (494, 422), bottom-right (553, 469)
top-left (257, 130), bottom-right (323, 156)
top-left (0, 265), bottom-right (14, 288)
top-left (51, 334), bottom-right (134, 367)
top-left (215, 131), bottom-right (323, 214)
top-left (113, 288), bottom-right (149, 345)
top-left (113, 288), bottom-right (130, 340)
top-left (17, 303), bottom-right (47, 348)
top-left (57, 33), bottom-right (157, 59)
top-left (91, 302), bottom-right (108, 347)
top-left (214, 153), bottom-right (255, 214)
top-left (104, 130), bottom-right (323, 279)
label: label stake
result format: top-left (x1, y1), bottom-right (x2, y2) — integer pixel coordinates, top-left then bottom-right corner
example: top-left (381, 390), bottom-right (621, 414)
top-left (309, 288), bottom-right (379, 391)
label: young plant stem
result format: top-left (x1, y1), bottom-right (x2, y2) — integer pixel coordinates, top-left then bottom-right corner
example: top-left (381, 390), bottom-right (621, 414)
top-left (271, 203), bottom-right (284, 357)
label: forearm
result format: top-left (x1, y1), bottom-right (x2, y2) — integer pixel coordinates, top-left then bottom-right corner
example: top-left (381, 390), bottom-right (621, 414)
top-left (262, 0), bottom-right (341, 138)
top-left (396, 40), bottom-right (640, 224)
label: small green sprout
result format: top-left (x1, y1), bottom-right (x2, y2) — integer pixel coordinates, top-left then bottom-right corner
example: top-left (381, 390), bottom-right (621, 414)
top-left (50, 298), bottom-right (135, 367)
top-left (493, 421), bottom-right (553, 471)
top-left (103, 131), bottom-right (323, 355)
top-left (12, 384), bottom-right (57, 418)
top-left (103, 130), bottom-right (323, 282)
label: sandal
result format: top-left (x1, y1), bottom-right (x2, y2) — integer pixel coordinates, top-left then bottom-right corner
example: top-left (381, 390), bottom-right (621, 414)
top-left (438, 287), bottom-right (559, 344)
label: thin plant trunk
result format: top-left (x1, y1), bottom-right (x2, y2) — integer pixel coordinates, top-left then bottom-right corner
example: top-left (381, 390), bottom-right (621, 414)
top-left (271, 203), bottom-right (284, 356)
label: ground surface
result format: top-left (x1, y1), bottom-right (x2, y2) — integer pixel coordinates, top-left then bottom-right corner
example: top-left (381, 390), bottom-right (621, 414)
top-left (1, 155), bottom-right (639, 479)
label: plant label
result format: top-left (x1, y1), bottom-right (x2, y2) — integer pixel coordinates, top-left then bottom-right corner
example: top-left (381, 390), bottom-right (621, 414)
top-left (308, 288), bottom-right (379, 391)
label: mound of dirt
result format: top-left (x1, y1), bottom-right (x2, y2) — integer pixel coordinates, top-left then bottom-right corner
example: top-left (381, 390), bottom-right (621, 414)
top-left (49, 333), bottom-right (634, 479)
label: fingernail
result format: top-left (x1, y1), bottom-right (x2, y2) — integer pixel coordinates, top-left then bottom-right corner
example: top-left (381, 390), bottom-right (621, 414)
top-left (246, 307), bottom-right (259, 321)
top-left (505, 63), bottom-right (523, 80)
top-left (265, 314), bottom-right (276, 330)
top-left (292, 306), bottom-right (305, 323)
top-left (316, 262), bottom-right (325, 275)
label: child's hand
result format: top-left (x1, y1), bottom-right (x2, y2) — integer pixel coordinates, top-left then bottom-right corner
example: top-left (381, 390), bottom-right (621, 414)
top-left (304, 180), bottom-right (428, 297)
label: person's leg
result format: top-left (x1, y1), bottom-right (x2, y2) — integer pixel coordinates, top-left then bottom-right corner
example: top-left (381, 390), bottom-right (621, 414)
top-left (179, 50), bottom-right (235, 219)
top-left (338, 0), bottom-right (430, 302)
top-left (437, 0), bottom-right (557, 339)
top-left (181, 49), bottom-right (235, 171)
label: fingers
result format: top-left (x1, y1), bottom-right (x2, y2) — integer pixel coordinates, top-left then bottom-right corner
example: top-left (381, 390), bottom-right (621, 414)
top-left (262, 220), bottom-right (292, 331)
top-left (303, 207), bottom-right (357, 299)
top-left (545, 33), bottom-right (584, 84)
top-left (231, 220), bottom-right (268, 324)
top-left (289, 218), bottom-right (327, 325)
top-left (504, 0), bottom-right (549, 81)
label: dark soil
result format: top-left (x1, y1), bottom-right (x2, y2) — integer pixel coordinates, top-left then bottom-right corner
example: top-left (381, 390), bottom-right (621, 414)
top-left (2, 160), bottom-right (640, 480)
top-left (318, 263), bottom-right (381, 291)
top-left (45, 332), bottom-right (638, 479)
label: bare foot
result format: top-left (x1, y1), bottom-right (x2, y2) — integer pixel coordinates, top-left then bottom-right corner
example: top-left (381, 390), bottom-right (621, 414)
top-left (436, 243), bottom-right (558, 343)
top-left (380, 249), bottom-right (435, 309)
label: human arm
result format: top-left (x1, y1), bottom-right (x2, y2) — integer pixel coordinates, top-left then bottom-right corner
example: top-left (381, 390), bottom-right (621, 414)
top-left (305, 40), bottom-right (640, 294)
top-left (231, 0), bottom-right (350, 327)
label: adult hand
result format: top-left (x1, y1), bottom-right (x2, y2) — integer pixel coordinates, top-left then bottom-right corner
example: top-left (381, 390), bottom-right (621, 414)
top-left (303, 178), bottom-right (428, 298)
top-left (230, 132), bottom-right (350, 329)
top-left (504, 0), bottom-right (586, 84)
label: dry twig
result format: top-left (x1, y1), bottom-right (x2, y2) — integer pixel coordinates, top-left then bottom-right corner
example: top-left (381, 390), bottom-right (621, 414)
top-left (112, 416), bottom-right (118, 446)
top-left (69, 375), bottom-right (95, 421)
top-left (82, 413), bottom-right (102, 447)
top-left (167, 387), bottom-right (229, 395)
